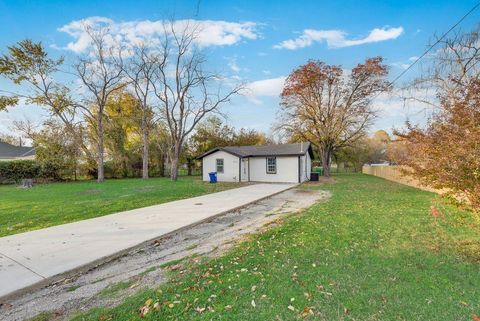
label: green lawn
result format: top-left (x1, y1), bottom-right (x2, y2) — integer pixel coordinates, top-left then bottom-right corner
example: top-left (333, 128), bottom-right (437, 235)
top-left (70, 173), bottom-right (480, 321)
top-left (0, 176), bottom-right (239, 237)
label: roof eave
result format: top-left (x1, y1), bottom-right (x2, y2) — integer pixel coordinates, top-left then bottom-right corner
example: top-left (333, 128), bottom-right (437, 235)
top-left (196, 148), bottom-right (244, 159)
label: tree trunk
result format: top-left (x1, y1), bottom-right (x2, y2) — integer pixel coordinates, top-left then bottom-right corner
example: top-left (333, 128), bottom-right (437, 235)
top-left (170, 157), bottom-right (178, 180)
top-left (321, 145), bottom-right (332, 177)
top-left (187, 159), bottom-right (193, 176)
top-left (142, 124), bottom-right (149, 179)
top-left (170, 143), bottom-right (181, 181)
top-left (122, 157), bottom-right (128, 178)
top-left (97, 116), bottom-right (105, 183)
top-left (159, 153), bottom-right (165, 177)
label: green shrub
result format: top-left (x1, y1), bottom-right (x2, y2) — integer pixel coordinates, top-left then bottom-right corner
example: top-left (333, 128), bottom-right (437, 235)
top-left (39, 160), bottom-right (63, 181)
top-left (0, 160), bottom-right (41, 183)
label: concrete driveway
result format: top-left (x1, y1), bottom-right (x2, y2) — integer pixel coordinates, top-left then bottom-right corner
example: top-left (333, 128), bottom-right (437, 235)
top-left (0, 183), bottom-right (294, 300)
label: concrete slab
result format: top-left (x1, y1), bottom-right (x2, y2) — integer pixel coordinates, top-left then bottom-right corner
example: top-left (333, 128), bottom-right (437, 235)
top-left (0, 253), bottom-right (44, 297)
top-left (0, 183), bottom-right (294, 299)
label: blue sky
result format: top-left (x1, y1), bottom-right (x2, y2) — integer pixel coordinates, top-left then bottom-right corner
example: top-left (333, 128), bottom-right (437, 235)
top-left (1, 0), bottom-right (479, 136)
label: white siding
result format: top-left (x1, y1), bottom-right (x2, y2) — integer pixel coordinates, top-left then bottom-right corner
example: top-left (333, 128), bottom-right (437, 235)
top-left (249, 156), bottom-right (299, 183)
top-left (202, 151), bottom-right (240, 182)
top-left (202, 150), bottom-right (312, 183)
top-left (299, 153), bottom-right (312, 182)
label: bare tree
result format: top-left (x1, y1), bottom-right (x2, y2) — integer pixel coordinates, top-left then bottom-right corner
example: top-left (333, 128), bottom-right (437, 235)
top-left (402, 26), bottom-right (480, 110)
top-left (152, 22), bottom-right (241, 180)
top-left (123, 45), bottom-right (159, 179)
top-left (277, 58), bottom-right (390, 177)
top-left (75, 26), bottom-right (125, 182)
top-left (0, 40), bottom-right (93, 163)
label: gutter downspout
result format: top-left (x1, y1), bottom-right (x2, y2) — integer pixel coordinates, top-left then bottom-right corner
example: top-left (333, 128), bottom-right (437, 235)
top-left (238, 157), bottom-right (242, 182)
top-left (298, 156), bottom-right (301, 183)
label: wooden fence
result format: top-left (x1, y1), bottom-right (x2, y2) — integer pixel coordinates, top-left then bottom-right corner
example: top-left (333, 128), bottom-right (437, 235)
top-left (362, 165), bottom-right (438, 193)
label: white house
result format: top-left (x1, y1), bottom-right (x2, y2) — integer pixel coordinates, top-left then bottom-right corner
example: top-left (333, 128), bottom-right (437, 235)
top-left (198, 142), bottom-right (313, 183)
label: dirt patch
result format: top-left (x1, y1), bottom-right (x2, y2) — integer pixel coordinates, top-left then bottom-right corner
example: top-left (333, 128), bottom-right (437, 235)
top-left (0, 188), bottom-right (330, 321)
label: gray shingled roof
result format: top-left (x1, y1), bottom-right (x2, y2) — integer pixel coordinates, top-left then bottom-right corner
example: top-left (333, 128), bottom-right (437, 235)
top-left (0, 141), bottom-right (35, 159)
top-left (198, 142), bottom-right (312, 159)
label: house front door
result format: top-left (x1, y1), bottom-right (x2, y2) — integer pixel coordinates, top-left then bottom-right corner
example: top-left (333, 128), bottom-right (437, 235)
top-left (241, 158), bottom-right (249, 182)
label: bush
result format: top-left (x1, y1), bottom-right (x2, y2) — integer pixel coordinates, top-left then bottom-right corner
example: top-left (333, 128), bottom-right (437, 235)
top-left (0, 160), bottom-right (41, 183)
top-left (39, 160), bottom-right (63, 181)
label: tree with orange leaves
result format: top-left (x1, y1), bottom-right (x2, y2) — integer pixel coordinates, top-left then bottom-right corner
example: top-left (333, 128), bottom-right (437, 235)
top-left (277, 57), bottom-right (389, 176)
top-left (395, 79), bottom-right (480, 210)
top-left (394, 27), bottom-right (480, 211)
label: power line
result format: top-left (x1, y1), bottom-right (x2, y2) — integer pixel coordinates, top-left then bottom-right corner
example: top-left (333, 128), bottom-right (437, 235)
top-left (386, 1), bottom-right (480, 89)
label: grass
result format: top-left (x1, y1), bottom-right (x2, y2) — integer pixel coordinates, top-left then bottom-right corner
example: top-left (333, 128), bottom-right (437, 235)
top-left (98, 281), bottom-right (135, 298)
top-left (67, 285), bottom-right (81, 292)
top-left (139, 266), bottom-right (157, 276)
top-left (27, 312), bottom-right (57, 321)
top-left (0, 176), bottom-right (239, 237)
top-left (70, 173), bottom-right (480, 321)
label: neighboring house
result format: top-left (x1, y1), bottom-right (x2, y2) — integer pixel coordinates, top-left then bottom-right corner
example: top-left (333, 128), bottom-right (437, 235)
top-left (0, 141), bottom-right (35, 161)
top-left (198, 142), bottom-right (313, 183)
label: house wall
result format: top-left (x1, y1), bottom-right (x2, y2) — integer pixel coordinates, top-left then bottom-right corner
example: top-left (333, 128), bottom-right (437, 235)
top-left (0, 155), bottom-right (35, 162)
top-left (202, 151), bottom-right (312, 184)
top-left (299, 153), bottom-right (312, 182)
top-left (202, 151), bottom-right (240, 182)
top-left (249, 156), bottom-right (299, 183)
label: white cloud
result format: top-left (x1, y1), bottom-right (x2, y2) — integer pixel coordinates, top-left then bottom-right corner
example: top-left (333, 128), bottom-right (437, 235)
top-left (391, 62), bottom-right (411, 70)
top-left (242, 76), bottom-right (286, 104)
top-left (57, 16), bottom-right (258, 53)
top-left (373, 89), bottom-right (436, 121)
top-left (229, 62), bottom-right (241, 72)
top-left (274, 26), bottom-right (404, 50)
top-left (225, 57), bottom-right (241, 72)
top-left (391, 56), bottom-right (420, 70)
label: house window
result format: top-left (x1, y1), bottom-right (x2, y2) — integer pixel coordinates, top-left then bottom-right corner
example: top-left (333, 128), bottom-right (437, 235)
top-left (266, 157), bottom-right (276, 174)
top-left (216, 159), bottom-right (224, 173)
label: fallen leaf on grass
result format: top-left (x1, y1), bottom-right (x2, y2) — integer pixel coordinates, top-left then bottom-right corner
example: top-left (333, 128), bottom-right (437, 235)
top-left (430, 206), bottom-right (441, 218)
top-left (288, 305), bottom-right (295, 311)
top-left (472, 315), bottom-right (480, 321)
top-left (98, 314), bottom-right (113, 321)
top-left (139, 305), bottom-right (150, 317)
top-left (251, 300), bottom-right (256, 308)
top-left (302, 306), bottom-right (314, 317)
top-left (139, 299), bottom-right (154, 317)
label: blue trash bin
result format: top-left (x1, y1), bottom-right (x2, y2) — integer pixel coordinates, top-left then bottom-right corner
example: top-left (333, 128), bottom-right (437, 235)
top-left (208, 172), bottom-right (217, 183)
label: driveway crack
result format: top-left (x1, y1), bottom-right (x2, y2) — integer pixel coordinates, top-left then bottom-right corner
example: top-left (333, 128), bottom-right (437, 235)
top-left (0, 251), bottom-right (46, 279)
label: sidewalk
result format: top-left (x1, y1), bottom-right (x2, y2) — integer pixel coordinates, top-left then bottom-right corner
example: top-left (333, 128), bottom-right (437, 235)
top-left (0, 183), bottom-right (294, 300)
